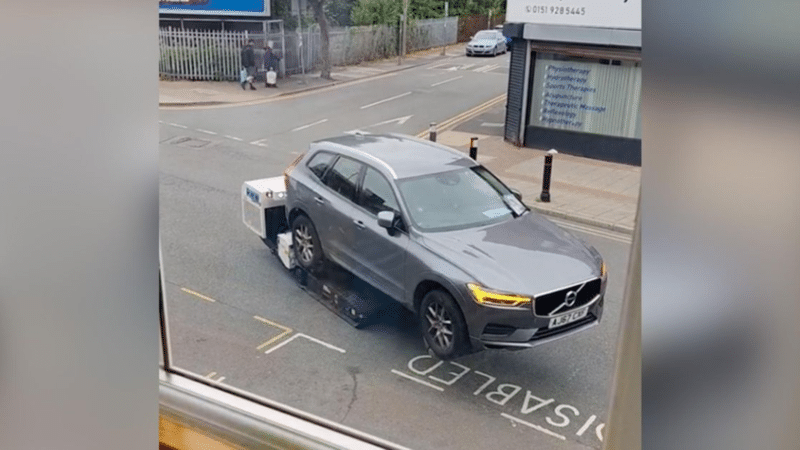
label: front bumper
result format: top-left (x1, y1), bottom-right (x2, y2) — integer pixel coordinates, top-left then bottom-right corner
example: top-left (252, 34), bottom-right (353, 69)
top-left (466, 293), bottom-right (605, 351)
top-left (466, 46), bottom-right (496, 55)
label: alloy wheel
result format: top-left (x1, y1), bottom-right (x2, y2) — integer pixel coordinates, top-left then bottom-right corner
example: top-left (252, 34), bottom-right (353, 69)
top-left (425, 301), bottom-right (454, 350)
top-left (294, 225), bottom-right (314, 264)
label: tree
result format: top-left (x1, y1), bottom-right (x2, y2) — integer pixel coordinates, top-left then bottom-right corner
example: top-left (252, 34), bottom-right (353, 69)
top-left (308, 0), bottom-right (333, 79)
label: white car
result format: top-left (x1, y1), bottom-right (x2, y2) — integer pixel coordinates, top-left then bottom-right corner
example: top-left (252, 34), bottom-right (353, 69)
top-left (466, 30), bottom-right (507, 57)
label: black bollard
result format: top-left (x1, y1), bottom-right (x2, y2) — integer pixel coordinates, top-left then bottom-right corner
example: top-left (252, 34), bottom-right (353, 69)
top-left (429, 122), bottom-right (437, 142)
top-left (540, 149), bottom-right (558, 202)
top-left (469, 137), bottom-right (478, 160)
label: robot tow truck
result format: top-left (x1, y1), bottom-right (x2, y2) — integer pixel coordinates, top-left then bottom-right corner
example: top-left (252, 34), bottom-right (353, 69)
top-left (241, 176), bottom-right (389, 328)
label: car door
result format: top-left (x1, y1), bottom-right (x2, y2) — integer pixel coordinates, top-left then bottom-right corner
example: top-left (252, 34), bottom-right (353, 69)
top-left (496, 33), bottom-right (505, 52)
top-left (350, 166), bottom-right (409, 301)
top-left (316, 155), bottom-right (365, 273)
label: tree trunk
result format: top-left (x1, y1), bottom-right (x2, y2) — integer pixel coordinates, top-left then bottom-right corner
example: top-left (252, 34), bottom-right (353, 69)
top-left (309, 0), bottom-right (332, 80)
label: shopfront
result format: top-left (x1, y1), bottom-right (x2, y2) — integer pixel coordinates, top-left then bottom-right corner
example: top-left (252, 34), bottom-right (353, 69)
top-left (503, 0), bottom-right (641, 165)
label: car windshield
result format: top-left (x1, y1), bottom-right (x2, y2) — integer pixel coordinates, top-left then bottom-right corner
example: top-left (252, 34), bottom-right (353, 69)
top-left (474, 31), bottom-right (496, 40)
top-left (397, 165), bottom-right (519, 232)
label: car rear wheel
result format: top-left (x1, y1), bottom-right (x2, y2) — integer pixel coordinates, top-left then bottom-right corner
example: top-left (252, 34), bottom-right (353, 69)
top-left (420, 290), bottom-right (470, 359)
top-left (292, 214), bottom-right (324, 272)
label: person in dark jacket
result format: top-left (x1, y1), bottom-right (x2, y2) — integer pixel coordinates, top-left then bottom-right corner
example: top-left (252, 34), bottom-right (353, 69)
top-left (240, 39), bottom-right (256, 90)
top-left (263, 44), bottom-right (281, 87)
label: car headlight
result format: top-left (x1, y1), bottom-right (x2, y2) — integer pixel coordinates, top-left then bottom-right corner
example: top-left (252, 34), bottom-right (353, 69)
top-left (467, 283), bottom-right (532, 308)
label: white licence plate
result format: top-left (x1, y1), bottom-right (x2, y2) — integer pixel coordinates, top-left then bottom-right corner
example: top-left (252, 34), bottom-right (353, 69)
top-left (549, 306), bottom-right (589, 328)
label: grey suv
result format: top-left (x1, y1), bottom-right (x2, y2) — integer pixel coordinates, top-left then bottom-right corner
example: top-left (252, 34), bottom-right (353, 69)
top-left (284, 133), bottom-right (607, 359)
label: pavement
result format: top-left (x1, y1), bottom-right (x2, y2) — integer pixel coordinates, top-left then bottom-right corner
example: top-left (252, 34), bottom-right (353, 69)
top-left (159, 43), bottom-right (640, 235)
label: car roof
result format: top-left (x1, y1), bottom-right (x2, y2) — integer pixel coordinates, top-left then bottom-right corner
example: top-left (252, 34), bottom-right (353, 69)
top-left (310, 133), bottom-right (476, 180)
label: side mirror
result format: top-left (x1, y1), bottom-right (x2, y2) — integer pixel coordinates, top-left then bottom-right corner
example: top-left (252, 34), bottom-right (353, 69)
top-left (510, 188), bottom-right (523, 202)
top-left (377, 210), bottom-right (396, 229)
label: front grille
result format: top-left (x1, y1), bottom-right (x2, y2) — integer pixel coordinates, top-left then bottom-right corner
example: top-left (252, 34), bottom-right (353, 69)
top-left (530, 314), bottom-right (596, 341)
top-left (534, 278), bottom-right (601, 316)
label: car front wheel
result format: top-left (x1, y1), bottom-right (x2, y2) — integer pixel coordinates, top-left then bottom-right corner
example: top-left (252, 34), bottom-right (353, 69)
top-left (420, 290), bottom-right (470, 359)
top-left (292, 214), bottom-right (324, 272)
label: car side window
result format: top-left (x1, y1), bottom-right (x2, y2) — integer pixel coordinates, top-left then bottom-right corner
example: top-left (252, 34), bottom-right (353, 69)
top-left (322, 156), bottom-right (363, 202)
top-left (306, 151), bottom-right (336, 180)
top-left (358, 167), bottom-right (399, 216)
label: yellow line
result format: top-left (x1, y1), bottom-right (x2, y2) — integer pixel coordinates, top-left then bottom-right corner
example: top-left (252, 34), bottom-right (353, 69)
top-left (253, 315), bottom-right (292, 332)
top-left (181, 287), bottom-right (217, 303)
top-left (256, 329), bottom-right (293, 350)
top-left (205, 371), bottom-right (217, 378)
top-left (417, 94), bottom-right (507, 138)
top-left (254, 315), bottom-right (294, 350)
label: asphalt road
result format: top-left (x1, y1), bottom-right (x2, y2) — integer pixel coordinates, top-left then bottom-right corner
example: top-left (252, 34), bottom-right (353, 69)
top-left (159, 51), bottom-right (633, 450)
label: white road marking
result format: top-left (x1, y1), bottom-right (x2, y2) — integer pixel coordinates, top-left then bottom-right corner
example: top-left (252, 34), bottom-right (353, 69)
top-left (596, 423), bottom-right (605, 442)
top-left (224, 135), bottom-right (243, 141)
top-left (431, 76), bottom-right (462, 87)
top-left (360, 91), bottom-right (411, 109)
top-left (460, 64), bottom-right (475, 70)
top-left (296, 333), bottom-right (346, 353)
top-left (427, 63), bottom-right (448, 70)
top-left (263, 332), bottom-right (345, 354)
top-left (501, 413), bottom-right (566, 440)
top-left (390, 370), bottom-right (445, 392)
top-left (250, 138), bottom-right (269, 148)
top-left (549, 218), bottom-right (633, 243)
top-left (197, 129), bottom-right (217, 135)
top-left (480, 122), bottom-right (505, 127)
top-left (168, 123), bottom-right (187, 129)
top-left (215, 376), bottom-right (226, 383)
top-left (291, 118), bottom-right (329, 132)
top-left (475, 64), bottom-right (500, 73)
top-left (370, 115), bottom-right (413, 127)
top-left (576, 414), bottom-right (597, 436)
top-left (205, 372), bottom-right (217, 379)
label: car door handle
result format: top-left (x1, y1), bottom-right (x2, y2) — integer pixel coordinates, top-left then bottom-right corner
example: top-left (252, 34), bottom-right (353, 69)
top-left (314, 197), bottom-right (325, 205)
top-left (353, 220), bottom-right (365, 229)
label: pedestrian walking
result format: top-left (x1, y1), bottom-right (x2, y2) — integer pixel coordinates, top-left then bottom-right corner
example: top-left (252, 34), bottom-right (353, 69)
top-left (240, 39), bottom-right (257, 90)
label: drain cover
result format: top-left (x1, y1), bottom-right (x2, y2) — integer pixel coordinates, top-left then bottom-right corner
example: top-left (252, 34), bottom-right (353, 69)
top-left (162, 136), bottom-right (212, 148)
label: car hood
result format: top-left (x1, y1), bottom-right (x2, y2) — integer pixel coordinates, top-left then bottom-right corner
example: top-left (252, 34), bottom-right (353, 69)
top-left (469, 39), bottom-right (497, 47)
top-left (419, 212), bottom-right (600, 296)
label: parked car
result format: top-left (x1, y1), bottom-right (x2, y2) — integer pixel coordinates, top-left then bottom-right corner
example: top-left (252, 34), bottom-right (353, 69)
top-left (466, 30), bottom-right (507, 57)
top-left (494, 24), bottom-right (513, 47)
top-left (284, 133), bottom-right (606, 359)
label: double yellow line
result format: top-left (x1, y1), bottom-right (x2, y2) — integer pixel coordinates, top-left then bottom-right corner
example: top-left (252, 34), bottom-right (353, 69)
top-left (417, 93), bottom-right (507, 138)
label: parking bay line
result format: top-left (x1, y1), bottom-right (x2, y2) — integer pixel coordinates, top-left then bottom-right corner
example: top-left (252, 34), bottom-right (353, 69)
top-left (254, 315), bottom-right (293, 350)
top-left (263, 332), bottom-right (346, 355)
top-left (501, 413), bottom-right (566, 441)
top-left (360, 92), bottom-right (411, 109)
top-left (390, 370), bottom-right (445, 392)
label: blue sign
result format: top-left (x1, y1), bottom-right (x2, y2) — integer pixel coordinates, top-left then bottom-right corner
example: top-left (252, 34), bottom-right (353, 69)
top-left (246, 187), bottom-right (260, 204)
top-left (159, 0), bottom-right (270, 16)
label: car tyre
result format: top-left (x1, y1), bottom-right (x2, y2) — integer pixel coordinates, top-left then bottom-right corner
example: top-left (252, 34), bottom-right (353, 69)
top-left (419, 289), bottom-right (470, 360)
top-left (292, 214), bottom-right (324, 273)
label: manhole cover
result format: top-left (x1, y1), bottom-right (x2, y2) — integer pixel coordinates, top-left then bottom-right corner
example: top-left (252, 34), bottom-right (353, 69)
top-left (161, 136), bottom-right (212, 148)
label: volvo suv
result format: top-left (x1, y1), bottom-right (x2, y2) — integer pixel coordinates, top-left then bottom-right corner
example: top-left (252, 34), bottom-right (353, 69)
top-left (284, 133), bottom-right (607, 359)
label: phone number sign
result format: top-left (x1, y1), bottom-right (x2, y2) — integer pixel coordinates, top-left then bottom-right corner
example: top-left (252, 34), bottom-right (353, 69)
top-left (506, 0), bottom-right (640, 30)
